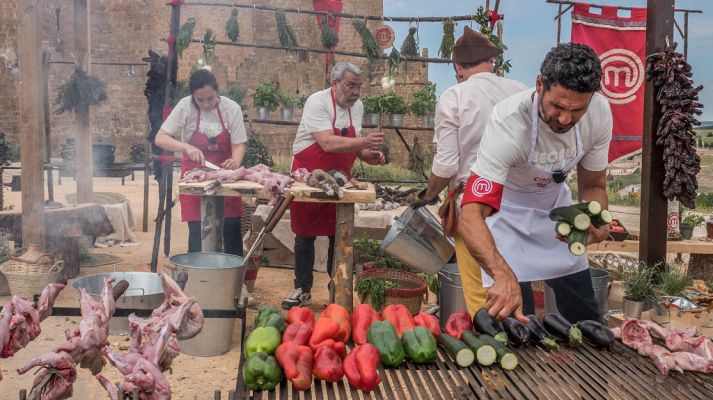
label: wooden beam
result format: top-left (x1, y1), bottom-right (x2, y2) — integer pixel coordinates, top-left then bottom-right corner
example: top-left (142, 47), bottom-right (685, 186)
top-left (546, 0), bottom-right (701, 13)
top-left (640, 0), bottom-right (675, 270)
top-left (329, 203), bottom-right (355, 313)
top-left (553, 4), bottom-right (573, 20)
top-left (43, 50), bottom-right (53, 202)
top-left (19, 0), bottom-right (46, 249)
top-left (73, 0), bottom-right (92, 204)
top-left (557, 4), bottom-right (562, 45)
top-left (143, 128), bottom-right (150, 232)
top-left (243, 118), bottom-right (435, 131)
top-left (683, 12), bottom-right (689, 60)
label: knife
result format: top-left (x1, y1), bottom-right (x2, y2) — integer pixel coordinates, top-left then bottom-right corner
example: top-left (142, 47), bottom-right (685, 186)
top-left (204, 160), bottom-right (221, 171)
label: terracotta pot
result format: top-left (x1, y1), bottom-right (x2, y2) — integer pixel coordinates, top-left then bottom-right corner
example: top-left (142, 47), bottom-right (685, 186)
top-left (680, 224), bottom-right (694, 240)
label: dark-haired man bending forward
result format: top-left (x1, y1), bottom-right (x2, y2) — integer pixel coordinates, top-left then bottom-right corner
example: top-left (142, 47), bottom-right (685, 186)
top-left (458, 43), bottom-right (613, 324)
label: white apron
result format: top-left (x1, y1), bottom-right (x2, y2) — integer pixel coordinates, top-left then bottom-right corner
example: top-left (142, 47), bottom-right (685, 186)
top-left (481, 93), bottom-right (588, 287)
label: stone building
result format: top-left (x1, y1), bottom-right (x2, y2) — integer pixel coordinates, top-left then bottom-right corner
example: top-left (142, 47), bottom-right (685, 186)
top-left (0, 0), bottom-right (433, 167)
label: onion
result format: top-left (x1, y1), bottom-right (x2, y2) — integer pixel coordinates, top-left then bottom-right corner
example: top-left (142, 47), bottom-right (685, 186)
top-left (202, 65), bottom-right (212, 72)
top-left (381, 76), bottom-right (388, 83)
top-left (389, 80), bottom-right (396, 88)
top-left (382, 82), bottom-right (390, 91)
top-left (197, 59), bottom-right (204, 66)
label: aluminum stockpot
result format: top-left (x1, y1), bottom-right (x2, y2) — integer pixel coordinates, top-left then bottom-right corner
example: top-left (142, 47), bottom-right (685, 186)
top-left (437, 262), bottom-right (468, 331)
top-left (71, 264), bottom-right (165, 334)
top-left (169, 252), bottom-right (245, 357)
top-left (381, 207), bottom-right (455, 276)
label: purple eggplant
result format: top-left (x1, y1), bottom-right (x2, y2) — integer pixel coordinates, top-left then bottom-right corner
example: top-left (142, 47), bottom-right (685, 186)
top-left (543, 313), bottom-right (582, 348)
top-left (578, 320), bottom-right (614, 349)
top-left (473, 308), bottom-right (507, 345)
top-left (502, 318), bottom-right (531, 346)
top-left (524, 314), bottom-right (558, 350)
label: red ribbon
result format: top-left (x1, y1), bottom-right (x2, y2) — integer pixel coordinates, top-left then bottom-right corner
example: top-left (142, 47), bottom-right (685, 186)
top-left (166, 35), bottom-right (177, 53)
top-left (163, 104), bottom-right (173, 122)
top-left (488, 11), bottom-right (501, 26)
top-left (169, 0), bottom-right (184, 5)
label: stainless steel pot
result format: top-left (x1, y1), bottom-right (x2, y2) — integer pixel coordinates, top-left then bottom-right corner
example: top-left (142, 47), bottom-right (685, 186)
top-left (421, 115), bottom-right (435, 129)
top-left (256, 107), bottom-right (270, 120)
top-left (623, 298), bottom-right (646, 319)
top-left (364, 113), bottom-right (381, 126)
top-left (71, 264), bottom-right (164, 334)
top-left (280, 108), bottom-right (293, 121)
top-left (437, 263), bottom-right (467, 331)
top-left (388, 114), bottom-right (404, 127)
top-left (169, 252), bottom-right (245, 357)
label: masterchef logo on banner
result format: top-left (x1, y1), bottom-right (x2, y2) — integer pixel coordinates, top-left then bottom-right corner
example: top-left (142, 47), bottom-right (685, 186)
top-left (571, 3), bottom-right (647, 162)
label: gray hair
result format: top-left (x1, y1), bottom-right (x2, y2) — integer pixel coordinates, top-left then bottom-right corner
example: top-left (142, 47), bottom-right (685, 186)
top-left (331, 62), bottom-right (361, 82)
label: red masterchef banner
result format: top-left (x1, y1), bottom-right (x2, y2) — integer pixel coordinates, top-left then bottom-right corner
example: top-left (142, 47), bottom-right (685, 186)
top-left (314, 0), bottom-right (343, 66)
top-left (571, 3), bottom-right (646, 162)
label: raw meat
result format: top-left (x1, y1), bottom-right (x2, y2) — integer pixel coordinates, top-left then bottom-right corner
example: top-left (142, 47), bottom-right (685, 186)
top-left (671, 351), bottom-right (713, 373)
top-left (666, 334), bottom-right (713, 359)
top-left (0, 302), bottom-right (14, 380)
top-left (37, 283), bottom-right (65, 322)
top-left (611, 327), bottom-right (621, 340)
top-left (620, 318), bottom-right (653, 349)
top-left (636, 344), bottom-right (682, 374)
top-left (292, 167), bottom-right (312, 182)
top-left (17, 352), bottom-right (77, 400)
top-left (181, 164), bottom-right (293, 205)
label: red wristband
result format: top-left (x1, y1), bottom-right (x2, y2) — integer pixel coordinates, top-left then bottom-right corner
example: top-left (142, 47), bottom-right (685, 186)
top-left (461, 174), bottom-right (504, 215)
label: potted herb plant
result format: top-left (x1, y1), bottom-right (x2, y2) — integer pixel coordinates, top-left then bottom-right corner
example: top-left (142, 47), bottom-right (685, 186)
top-left (382, 90), bottom-right (409, 127)
top-left (278, 89), bottom-right (298, 121)
top-left (362, 93), bottom-right (385, 126)
top-left (251, 82), bottom-right (280, 120)
top-left (680, 211), bottom-right (705, 240)
top-left (409, 84), bottom-right (437, 128)
top-left (657, 264), bottom-right (693, 297)
top-left (621, 266), bottom-right (656, 319)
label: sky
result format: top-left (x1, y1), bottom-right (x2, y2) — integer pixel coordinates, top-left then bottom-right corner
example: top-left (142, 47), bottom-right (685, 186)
top-left (383, 0), bottom-right (713, 122)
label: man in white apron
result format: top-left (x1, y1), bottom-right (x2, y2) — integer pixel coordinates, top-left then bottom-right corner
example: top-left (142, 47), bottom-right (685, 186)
top-left (458, 43), bottom-right (613, 323)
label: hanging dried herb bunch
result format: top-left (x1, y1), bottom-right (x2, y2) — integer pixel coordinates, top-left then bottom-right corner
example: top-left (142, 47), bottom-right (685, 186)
top-left (225, 9), bottom-right (239, 42)
top-left (275, 11), bottom-right (299, 50)
top-left (175, 17), bottom-right (196, 59)
top-left (352, 20), bottom-right (381, 65)
top-left (54, 63), bottom-right (108, 118)
top-left (645, 42), bottom-right (704, 208)
top-left (320, 16), bottom-right (339, 49)
top-left (407, 136), bottom-right (426, 173)
top-left (401, 27), bottom-right (419, 57)
top-left (438, 20), bottom-right (455, 59)
top-left (243, 123), bottom-right (274, 169)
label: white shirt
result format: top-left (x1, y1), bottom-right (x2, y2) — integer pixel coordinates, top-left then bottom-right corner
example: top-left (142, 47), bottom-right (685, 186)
top-left (161, 96), bottom-right (247, 145)
top-left (472, 88), bottom-right (612, 184)
top-left (293, 88), bottom-right (363, 155)
top-left (432, 73), bottom-right (528, 190)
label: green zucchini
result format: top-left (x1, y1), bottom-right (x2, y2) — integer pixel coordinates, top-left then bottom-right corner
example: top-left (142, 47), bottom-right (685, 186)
top-left (437, 333), bottom-right (475, 368)
top-left (478, 334), bottom-right (519, 371)
top-left (460, 331), bottom-right (496, 366)
top-left (549, 207), bottom-right (591, 231)
top-left (567, 228), bottom-right (589, 256)
top-left (555, 221), bottom-right (572, 236)
top-left (591, 209), bottom-right (613, 228)
top-left (572, 201), bottom-right (602, 215)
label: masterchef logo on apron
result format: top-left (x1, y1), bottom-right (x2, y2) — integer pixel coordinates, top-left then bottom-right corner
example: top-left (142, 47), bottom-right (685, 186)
top-left (534, 177), bottom-right (554, 187)
top-left (208, 144), bottom-right (219, 151)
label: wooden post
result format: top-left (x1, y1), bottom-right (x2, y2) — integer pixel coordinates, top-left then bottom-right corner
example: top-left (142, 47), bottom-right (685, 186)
top-left (143, 122), bottom-right (150, 233)
top-left (683, 12), bottom-right (688, 60)
top-left (329, 203), bottom-right (354, 313)
top-left (73, 0), bottom-right (92, 204)
top-left (557, 4), bottom-right (562, 45)
top-left (639, 0), bottom-right (674, 270)
top-left (201, 196), bottom-right (224, 252)
top-left (43, 50), bottom-right (54, 202)
top-left (19, 0), bottom-right (46, 249)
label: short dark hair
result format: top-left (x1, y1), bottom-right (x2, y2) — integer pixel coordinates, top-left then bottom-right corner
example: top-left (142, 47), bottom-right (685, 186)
top-left (189, 69), bottom-right (219, 108)
top-left (540, 43), bottom-right (601, 93)
top-left (455, 59), bottom-right (487, 71)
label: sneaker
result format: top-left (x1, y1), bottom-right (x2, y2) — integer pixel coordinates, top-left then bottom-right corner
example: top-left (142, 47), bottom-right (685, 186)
top-left (281, 288), bottom-right (312, 309)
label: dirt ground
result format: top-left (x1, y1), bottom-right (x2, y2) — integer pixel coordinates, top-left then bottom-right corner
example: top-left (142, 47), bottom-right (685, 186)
top-left (0, 170), bottom-right (437, 399)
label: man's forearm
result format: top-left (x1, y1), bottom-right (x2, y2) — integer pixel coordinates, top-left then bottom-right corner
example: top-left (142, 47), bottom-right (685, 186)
top-left (424, 173), bottom-right (451, 202)
top-left (458, 204), bottom-right (515, 282)
top-left (322, 136), bottom-right (367, 153)
top-left (578, 186), bottom-right (608, 209)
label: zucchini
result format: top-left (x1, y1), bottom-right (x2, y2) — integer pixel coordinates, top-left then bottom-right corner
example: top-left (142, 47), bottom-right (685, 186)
top-left (572, 201), bottom-right (602, 215)
top-left (460, 331), bottom-right (496, 366)
top-left (567, 228), bottom-right (589, 256)
top-left (437, 333), bottom-right (475, 368)
top-left (591, 210), bottom-right (613, 228)
top-left (479, 334), bottom-right (519, 371)
top-left (549, 206), bottom-right (591, 230)
top-left (555, 221), bottom-right (572, 236)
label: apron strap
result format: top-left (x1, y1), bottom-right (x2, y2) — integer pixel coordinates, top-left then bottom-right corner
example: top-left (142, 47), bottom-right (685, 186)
top-left (215, 97), bottom-right (228, 132)
top-left (195, 107), bottom-right (202, 131)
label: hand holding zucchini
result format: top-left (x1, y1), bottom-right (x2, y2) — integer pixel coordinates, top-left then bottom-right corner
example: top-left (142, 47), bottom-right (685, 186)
top-left (550, 201), bottom-right (612, 256)
top-left (472, 308), bottom-right (508, 345)
top-left (543, 313), bottom-right (582, 348)
top-left (524, 314), bottom-right (558, 351)
top-left (549, 206), bottom-right (591, 231)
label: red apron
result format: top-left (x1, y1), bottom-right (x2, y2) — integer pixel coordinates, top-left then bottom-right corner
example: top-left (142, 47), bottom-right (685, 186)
top-left (179, 104), bottom-right (243, 222)
top-left (290, 90), bottom-right (357, 237)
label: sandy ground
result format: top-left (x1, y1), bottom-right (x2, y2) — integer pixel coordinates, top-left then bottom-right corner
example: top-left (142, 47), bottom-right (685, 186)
top-left (0, 170), bottom-right (437, 399)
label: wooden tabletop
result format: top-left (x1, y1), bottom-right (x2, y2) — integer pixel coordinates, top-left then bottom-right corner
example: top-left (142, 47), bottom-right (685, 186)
top-left (588, 237), bottom-right (713, 254)
top-left (178, 180), bottom-right (376, 204)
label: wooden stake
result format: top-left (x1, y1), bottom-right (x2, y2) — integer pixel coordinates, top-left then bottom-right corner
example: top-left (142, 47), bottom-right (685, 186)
top-left (19, 389), bottom-right (26, 400)
top-left (150, 165), bottom-right (167, 272)
top-left (214, 390), bottom-right (221, 400)
top-left (143, 118), bottom-right (150, 232)
top-left (683, 12), bottom-right (688, 60)
top-left (201, 196), bottom-right (224, 252)
top-left (329, 203), bottom-right (355, 313)
top-left (73, 0), bottom-right (92, 204)
top-left (19, 0), bottom-right (46, 250)
top-left (640, 0), bottom-right (674, 270)
top-left (43, 50), bottom-right (53, 202)
top-left (557, 4), bottom-right (562, 45)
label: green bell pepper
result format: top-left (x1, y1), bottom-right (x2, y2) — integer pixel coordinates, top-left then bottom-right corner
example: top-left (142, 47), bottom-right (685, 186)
top-left (256, 312), bottom-right (287, 335)
top-left (243, 352), bottom-right (283, 391)
top-left (245, 327), bottom-right (282, 358)
top-left (401, 326), bottom-right (438, 363)
top-left (255, 306), bottom-right (283, 325)
top-left (367, 320), bottom-right (405, 367)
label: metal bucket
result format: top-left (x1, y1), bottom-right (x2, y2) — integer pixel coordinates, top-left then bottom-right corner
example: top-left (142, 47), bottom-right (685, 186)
top-left (71, 264), bottom-right (165, 334)
top-left (543, 268), bottom-right (610, 322)
top-left (280, 108), bottom-right (293, 121)
top-left (437, 263), bottom-right (468, 331)
top-left (388, 114), bottom-right (404, 127)
top-left (364, 113), bottom-right (381, 126)
top-left (169, 252), bottom-right (245, 357)
top-left (421, 115), bottom-right (435, 129)
top-left (380, 207), bottom-right (455, 276)
top-left (256, 107), bottom-right (270, 120)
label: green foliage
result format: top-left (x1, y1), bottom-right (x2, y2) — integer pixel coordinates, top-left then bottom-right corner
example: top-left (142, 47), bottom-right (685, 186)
top-left (201, 29), bottom-right (218, 66)
top-left (78, 237), bottom-right (95, 263)
top-left (657, 264), bottom-right (693, 297)
top-left (401, 27), bottom-right (419, 57)
top-left (243, 124), bottom-right (274, 169)
top-left (2, 205), bottom-right (14, 211)
top-left (694, 193), bottom-right (713, 211)
top-left (354, 233), bottom-right (382, 263)
top-left (258, 253), bottom-right (270, 267)
top-left (219, 80), bottom-right (247, 108)
top-left (356, 277), bottom-right (399, 311)
top-left (0, 230), bottom-right (11, 264)
top-left (622, 265), bottom-right (657, 302)
top-left (278, 89), bottom-right (299, 109)
top-left (708, 132), bottom-right (713, 137)
top-left (473, 7), bottom-right (512, 74)
top-left (225, 9), bottom-right (239, 42)
top-left (381, 90), bottom-right (409, 115)
top-left (387, 46), bottom-right (407, 78)
top-left (417, 273), bottom-right (440, 297)
top-left (251, 82), bottom-right (280, 112)
top-left (352, 20), bottom-right (382, 65)
top-left (296, 95), bottom-right (308, 110)
top-left (409, 84), bottom-right (437, 116)
top-left (362, 93), bottom-right (386, 114)
top-left (438, 20), bottom-right (455, 59)
top-left (170, 81), bottom-right (190, 108)
top-left (350, 162), bottom-right (426, 186)
top-left (54, 64), bottom-right (108, 118)
top-left (275, 11), bottom-right (299, 51)
top-left (681, 211), bottom-right (705, 228)
top-left (320, 17), bottom-right (339, 49)
top-left (176, 18), bottom-right (196, 59)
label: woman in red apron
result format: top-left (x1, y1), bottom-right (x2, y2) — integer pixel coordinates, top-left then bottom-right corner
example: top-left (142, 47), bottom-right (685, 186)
top-left (154, 69), bottom-right (246, 256)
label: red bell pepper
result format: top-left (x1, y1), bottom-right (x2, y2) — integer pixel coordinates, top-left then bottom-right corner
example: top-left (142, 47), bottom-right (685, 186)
top-left (312, 345), bottom-right (344, 383)
top-left (320, 304), bottom-right (351, 342)
top-left (308, 318), bottom-right (347, 358)
top-left (343, 344), bottom-right (382, 392)
top-left (351, 304), bottom-right (382, 346)
top-left (275, 341), bottom-right (313, 391)
top-left (414, 312), bottom-right (440, 340)
top-left (382, 305), bottom-right (416, 338)
top-left (283, 321), bottom-right (313, 346)
top-left (445, 310), bottom-right (473, 340)
top-left (287, 307), bottom-right (315, 329)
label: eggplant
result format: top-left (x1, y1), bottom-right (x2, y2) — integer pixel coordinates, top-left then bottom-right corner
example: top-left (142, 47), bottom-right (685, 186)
top-left (578, 320), bottom-right (615, 349)
top-left (502, 318), bottom-right (531, 346)
top-left (472, 308), bottom-right (508, 345)
top-left (524, 314), bottom-right (558, 351)
top-left (543, 313), bottom-right (582, 348)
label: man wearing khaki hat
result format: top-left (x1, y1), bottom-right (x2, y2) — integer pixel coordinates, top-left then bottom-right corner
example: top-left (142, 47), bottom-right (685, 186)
top-left (411, 26), bottom-right (527, 317)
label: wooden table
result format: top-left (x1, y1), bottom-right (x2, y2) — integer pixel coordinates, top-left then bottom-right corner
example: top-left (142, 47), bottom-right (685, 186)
top-left (178, 180), bottom-right (376, 312)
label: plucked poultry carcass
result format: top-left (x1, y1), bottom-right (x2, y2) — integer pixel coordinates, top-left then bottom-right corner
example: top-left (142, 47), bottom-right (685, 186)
top-left (17, 352), bottom-right (77, 400)
top-left (0, 302), bottom-right (14, 380)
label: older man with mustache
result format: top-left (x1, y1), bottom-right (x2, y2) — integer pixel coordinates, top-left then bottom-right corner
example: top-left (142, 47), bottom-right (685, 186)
top-left (283, 62), bottom-right (385, 309)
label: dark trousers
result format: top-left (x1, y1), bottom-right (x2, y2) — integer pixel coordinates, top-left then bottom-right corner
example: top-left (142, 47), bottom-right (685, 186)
top-left (187, 216), bottom-right (243, 256)
top-left (519, 268), bottom-right (600, 323)
top-left (294, 235), bottom-right (336, 293)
